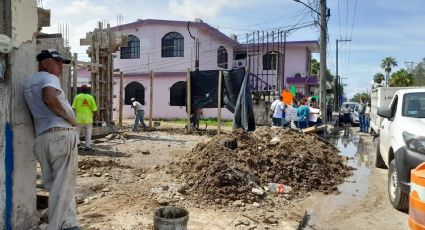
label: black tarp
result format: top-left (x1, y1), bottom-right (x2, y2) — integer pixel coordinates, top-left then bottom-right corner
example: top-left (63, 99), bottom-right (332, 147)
top-left (231, 70), bottom-right (255, 131)
top-left (169, 68), bottom-right (255, 131)
top-left (222, 68), bottom-right (245, 113)
top-left (190, 70), bottom-right (220, 110)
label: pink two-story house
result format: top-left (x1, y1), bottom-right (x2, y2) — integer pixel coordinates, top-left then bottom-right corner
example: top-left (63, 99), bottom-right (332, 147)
top-left (93, 19), bottom-right (319, 120)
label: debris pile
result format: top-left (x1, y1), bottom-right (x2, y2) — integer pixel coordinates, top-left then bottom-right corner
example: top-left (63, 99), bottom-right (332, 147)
top-left (173, 127), bottom-right (353, 203)
top-left (78, 159), bottom-right (132, 170)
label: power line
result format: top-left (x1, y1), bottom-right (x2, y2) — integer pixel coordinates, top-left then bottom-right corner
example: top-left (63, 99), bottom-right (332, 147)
top-left (210, 7), bottom-right (308, 31)
top-left (346, 0), bottom-right (358, 84)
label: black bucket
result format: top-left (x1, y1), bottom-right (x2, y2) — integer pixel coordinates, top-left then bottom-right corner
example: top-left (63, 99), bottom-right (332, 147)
top-left (153, 207), bottom-right (189, 230)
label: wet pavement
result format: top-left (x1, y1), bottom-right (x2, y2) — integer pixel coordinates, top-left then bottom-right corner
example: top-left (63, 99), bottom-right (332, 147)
top-left (327, 130), bottom-right (371, 203)
top-left (300, 128), bottom-right (408, 230)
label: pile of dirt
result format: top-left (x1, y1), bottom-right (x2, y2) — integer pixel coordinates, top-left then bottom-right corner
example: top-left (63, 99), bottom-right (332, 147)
top-left (78, 159), bottom-right (132, 170)
top-left (172, 127), bottom-right (353, 204)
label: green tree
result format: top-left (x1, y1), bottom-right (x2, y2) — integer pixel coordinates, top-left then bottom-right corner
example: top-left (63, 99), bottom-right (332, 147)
top-left (373, 73), bottom-right (385, 84)
top-left (310, 59), bottom-right (342, 98)
top-left (381, 57), bottom-right (398, 86)
top-left (389, 69), bottom-right (414, 87)
top-left (311, 58), bottom-right (319, 75)
top-left (351, 92), bottom-right (371, 103)
top-left (413, 58), bottom-right (425, 86)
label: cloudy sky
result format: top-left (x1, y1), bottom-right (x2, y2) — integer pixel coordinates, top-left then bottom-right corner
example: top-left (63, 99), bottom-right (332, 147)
top-left (41, 0), bottom-right (425, 98)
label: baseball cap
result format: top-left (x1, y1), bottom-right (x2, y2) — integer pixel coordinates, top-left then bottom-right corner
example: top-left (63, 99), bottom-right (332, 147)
top-left (36, 49), bottom-right (71, 64)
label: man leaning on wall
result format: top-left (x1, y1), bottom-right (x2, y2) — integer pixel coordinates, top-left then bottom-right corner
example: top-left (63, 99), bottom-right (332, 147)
top-left (24, 49), bottom-right (81, 230)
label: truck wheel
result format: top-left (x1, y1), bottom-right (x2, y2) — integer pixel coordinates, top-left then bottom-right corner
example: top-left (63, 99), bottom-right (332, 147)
top-left (374, 137), bottom-right (387, 169)
top-left (388, 159), bottom-right (409, 211)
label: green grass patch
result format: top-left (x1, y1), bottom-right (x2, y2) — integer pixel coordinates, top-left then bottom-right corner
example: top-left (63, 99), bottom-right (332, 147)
top-left (157, 118), bottom-right (233, 127)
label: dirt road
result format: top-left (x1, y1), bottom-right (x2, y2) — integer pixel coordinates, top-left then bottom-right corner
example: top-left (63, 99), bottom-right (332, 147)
top-left (73, 123), bottom-right (308, 230)
top-left (37, 122), bottom-right (408, 230)
top-left (300, 130), bottom-right (408, 230)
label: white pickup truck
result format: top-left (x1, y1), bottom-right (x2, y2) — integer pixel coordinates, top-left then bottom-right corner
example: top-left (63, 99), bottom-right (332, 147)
top-left (370, 87), bottom-right (417, 134)
top-left (375, 88), bottom-right (425, 210)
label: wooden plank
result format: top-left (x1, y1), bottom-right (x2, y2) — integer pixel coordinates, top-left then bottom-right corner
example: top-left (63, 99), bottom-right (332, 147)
top-left (119, 72), bottom-right (123, 127)
top-left (187, 69), bottom-right (191, 129)
top-left (302, 125), bottom-right (327, 134)
top-left (217, 70), bottom-right (223, 135)
top-left (72, 53), bottom-right (77, 100)
top-left (149, 70), bottom-right (154, 128)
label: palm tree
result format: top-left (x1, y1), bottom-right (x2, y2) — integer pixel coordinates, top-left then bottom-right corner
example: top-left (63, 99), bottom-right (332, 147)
top-left (389, 69), bottom-right (414, 87)
top-left (373, 73), bottom-right (385, 85)
top-left (381, 57), bottom-right (398, 86)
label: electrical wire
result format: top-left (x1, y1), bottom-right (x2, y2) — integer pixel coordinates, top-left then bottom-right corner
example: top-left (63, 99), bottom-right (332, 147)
top-left (346, 0), bottom-right (358, 85)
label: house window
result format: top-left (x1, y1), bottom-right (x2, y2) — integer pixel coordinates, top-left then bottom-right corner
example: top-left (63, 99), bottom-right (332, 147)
top-left (161, 32), bottom-right (184, 57)
top-left (170, 81), bottom-right (186, 106)
top-left (120, 35), bottom-right (140, 59)
top-left (263, 52), bottom-right (278, 70)
top-left (125, 81), bottom-right (145, 105)
top-left (217, 46), bottom-right (228, 69)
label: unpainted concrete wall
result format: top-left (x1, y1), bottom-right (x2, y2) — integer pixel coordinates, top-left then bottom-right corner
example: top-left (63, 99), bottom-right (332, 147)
top-left (0, 0), bottom-right (8, 227)
top-left (0, 54), bottom-right (11, 230)
top-left (0, 0), bottom-right (39, 228)
top-left (253, 99), bottom-right (272, 125)
top-left (10, 41), bottom-right (38, 229)
top-left (11, 0), bottom-right (37, 45)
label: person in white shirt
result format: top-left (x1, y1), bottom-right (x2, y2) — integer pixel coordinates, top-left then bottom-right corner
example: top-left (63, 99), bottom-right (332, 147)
top-left (24, 49), bottom-right (80, 230)
top-left (364, 103), bottom-right (371, 133)
top-left (131, 98), bottom-right (148, 131)
top-left (270, 96), bottom-right (285, 127)
top-left (342, 104), bottom-right (352, 125)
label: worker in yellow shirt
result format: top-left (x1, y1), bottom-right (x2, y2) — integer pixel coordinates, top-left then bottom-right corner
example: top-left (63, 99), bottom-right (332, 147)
top-left (72, 85), bottom-right (98, 151)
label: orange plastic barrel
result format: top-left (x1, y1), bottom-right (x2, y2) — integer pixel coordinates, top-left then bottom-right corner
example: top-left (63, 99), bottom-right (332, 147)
top-left (409, 162), bottom-right (425, 230)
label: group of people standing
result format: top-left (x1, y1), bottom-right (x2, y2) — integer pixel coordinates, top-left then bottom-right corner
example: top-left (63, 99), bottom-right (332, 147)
top-left (270, 96), bottom-right (321, 129)
top-left (358, 101), bottom-right (371, 133)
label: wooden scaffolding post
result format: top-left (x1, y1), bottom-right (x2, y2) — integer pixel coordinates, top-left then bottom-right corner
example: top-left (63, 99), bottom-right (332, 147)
top-left (217, 70), bottom-right (223, 135)
top-left (72, 53), bottom-right (78, 100)
top-left (107, 53), bottom-right (113, 123)
top-left (149, 70), bottom-right (154, 128)
top-left (94, 22), bottom-right (101, 120)
top-left (119, 71), bottom-right (124, 127)
top-left (187, 69), bottom-right (191, 129)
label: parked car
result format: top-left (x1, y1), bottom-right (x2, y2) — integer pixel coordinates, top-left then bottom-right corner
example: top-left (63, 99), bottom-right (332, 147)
top-left (338, 102), bottom-right (360, 126)
top-left (375, 89), bottom-right (425, 210)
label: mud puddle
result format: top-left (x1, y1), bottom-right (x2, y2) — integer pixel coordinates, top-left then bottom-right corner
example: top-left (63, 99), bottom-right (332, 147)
top-left (328, 130), bottom-right (371, 202)
top-left (301, 130), bottom-right (374, 229)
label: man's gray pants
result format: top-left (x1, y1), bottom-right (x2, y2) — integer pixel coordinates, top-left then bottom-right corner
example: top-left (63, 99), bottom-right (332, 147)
top-left (35, 129), bottom-right (79, 230)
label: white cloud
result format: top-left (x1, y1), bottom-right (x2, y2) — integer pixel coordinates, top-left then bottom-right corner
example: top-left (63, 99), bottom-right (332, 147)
top-left (54, 0), bottom-right (108, 17)
top-left (168, 0), bottom-right (243, 20)
top-left (42, 19), bottom-right (100, 60)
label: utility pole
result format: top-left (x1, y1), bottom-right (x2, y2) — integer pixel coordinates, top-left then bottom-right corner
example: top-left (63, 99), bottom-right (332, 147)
top-left (282, 31), bottom-right (288, 90)
top-left (335, 39), bottom-right (351, 111)
top-left (405, 61), bottom-right (415, 73)
top-left (404, 61), bottom-right (417, 86)
top-left (319, 0), bottom-right (328, 123)
top-left (293, 0), bottom-right (328, 122)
